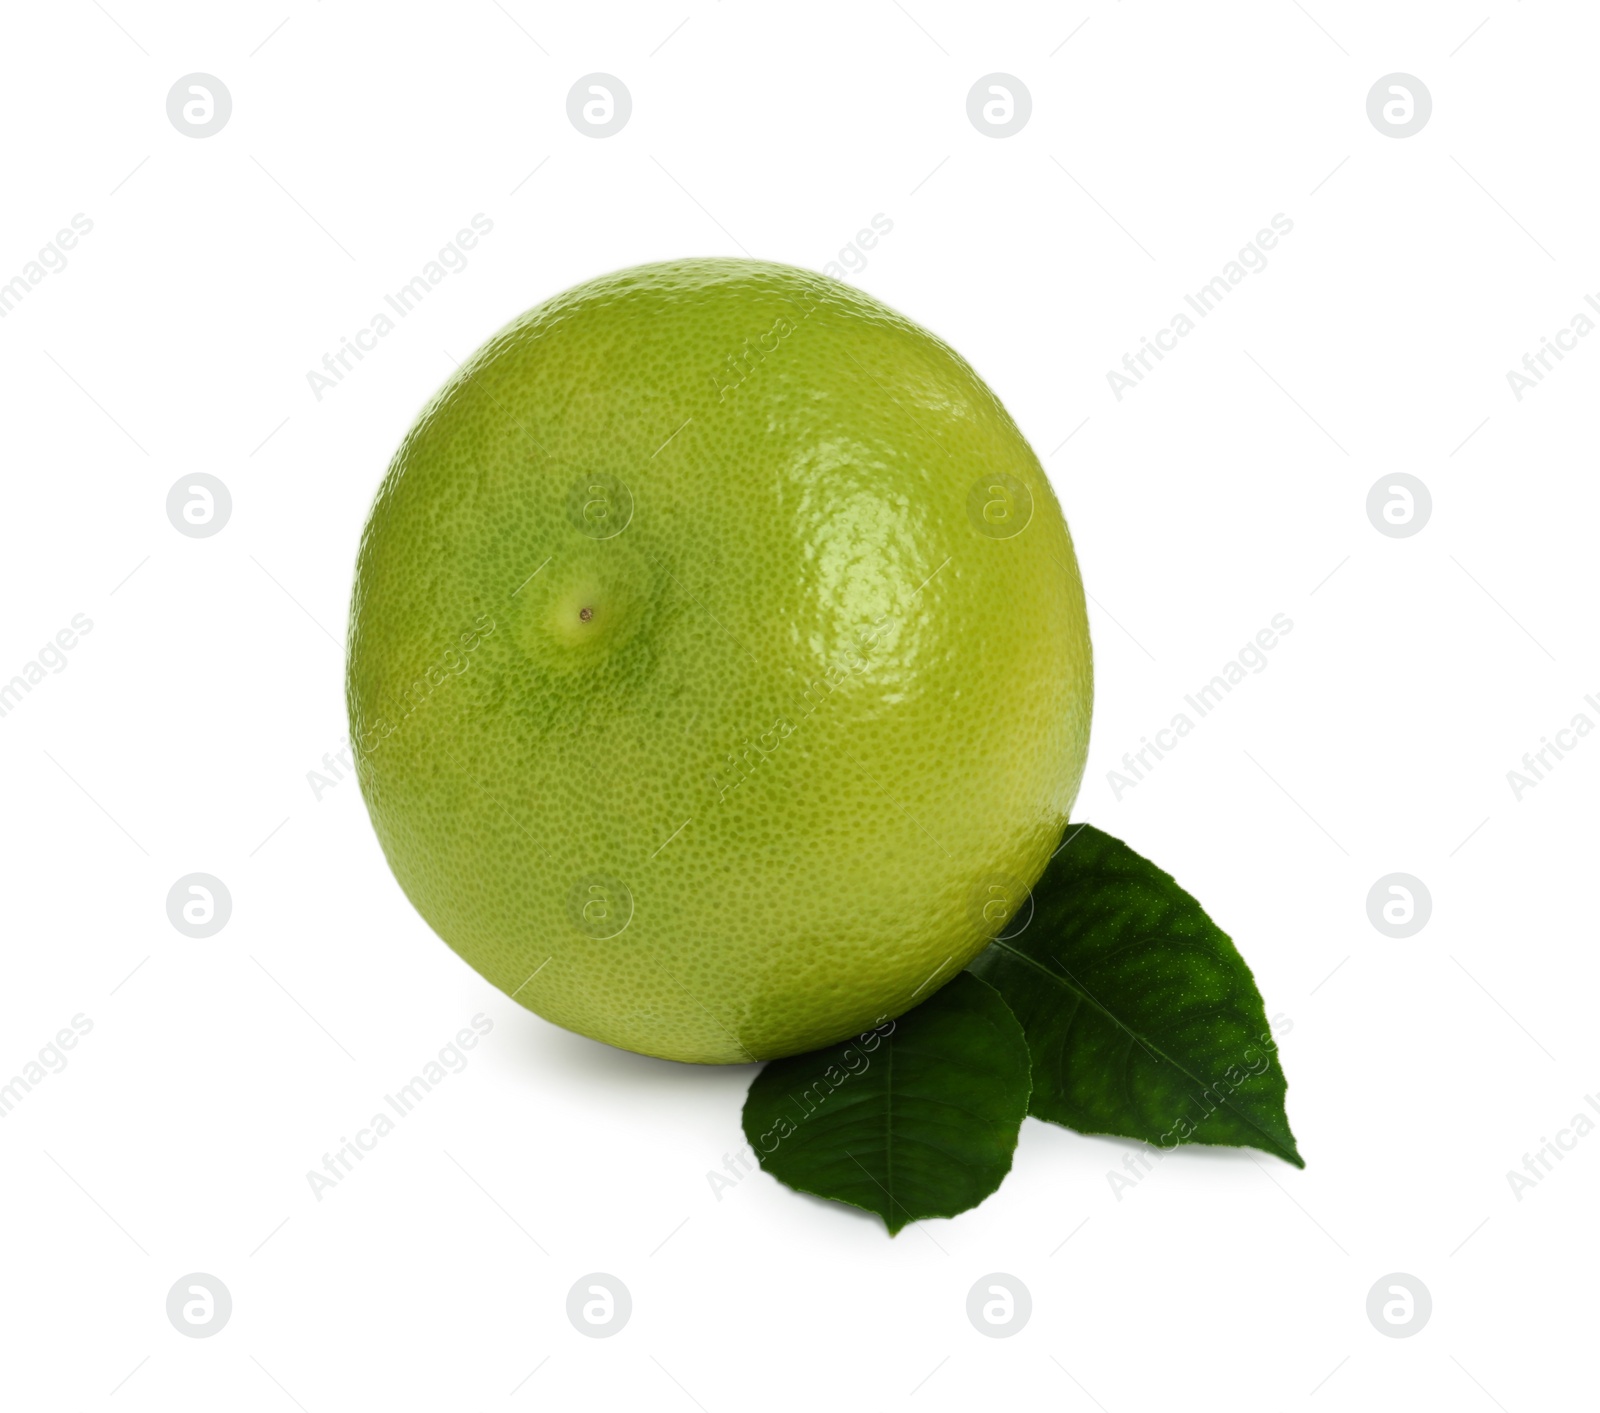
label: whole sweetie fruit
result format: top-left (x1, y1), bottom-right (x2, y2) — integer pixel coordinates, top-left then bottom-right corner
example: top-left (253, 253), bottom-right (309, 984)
top-left (347, 258), bottom-right (1092, 1063)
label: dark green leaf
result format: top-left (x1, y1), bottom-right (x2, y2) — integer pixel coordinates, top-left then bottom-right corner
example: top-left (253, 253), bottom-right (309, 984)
top-left (968, 824), bottom-right (1302, 1166)
top-left (740, 973), bottom-right (1031, 1234)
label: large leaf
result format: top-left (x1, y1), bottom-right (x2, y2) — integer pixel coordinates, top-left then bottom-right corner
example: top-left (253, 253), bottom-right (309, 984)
top-left (741, 973), bottom-right (1031, 1234)
top-left (968, 825), bottom-right (1302, 1166)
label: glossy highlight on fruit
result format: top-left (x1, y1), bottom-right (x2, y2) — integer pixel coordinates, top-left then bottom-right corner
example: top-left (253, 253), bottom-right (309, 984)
top-left (347, 258), bottom-right (1092, 1063)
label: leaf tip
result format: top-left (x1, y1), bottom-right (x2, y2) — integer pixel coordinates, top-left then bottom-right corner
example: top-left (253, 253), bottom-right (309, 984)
top-left (1265, 1132), bottom-right (1306, 1169)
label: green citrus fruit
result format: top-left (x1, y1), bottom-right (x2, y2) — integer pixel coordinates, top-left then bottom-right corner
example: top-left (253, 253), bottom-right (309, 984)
top-left (347, 258), bottom-right (1092, 1064)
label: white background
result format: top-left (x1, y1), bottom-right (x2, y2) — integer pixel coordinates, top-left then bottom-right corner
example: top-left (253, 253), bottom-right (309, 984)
top-left (1, 1), bottom-right (1595, 1408)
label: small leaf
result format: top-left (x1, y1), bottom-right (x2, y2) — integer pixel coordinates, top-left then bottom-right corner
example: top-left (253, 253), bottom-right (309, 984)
top-left (741, 973), bottom-right (1031, 1234)
top-left (968, 824), bottom-right (1302, 1166)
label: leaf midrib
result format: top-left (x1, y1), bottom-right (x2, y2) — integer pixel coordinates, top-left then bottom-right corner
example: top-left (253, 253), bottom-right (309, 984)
top-left (989, 938), bottom-right (1296, 1163)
